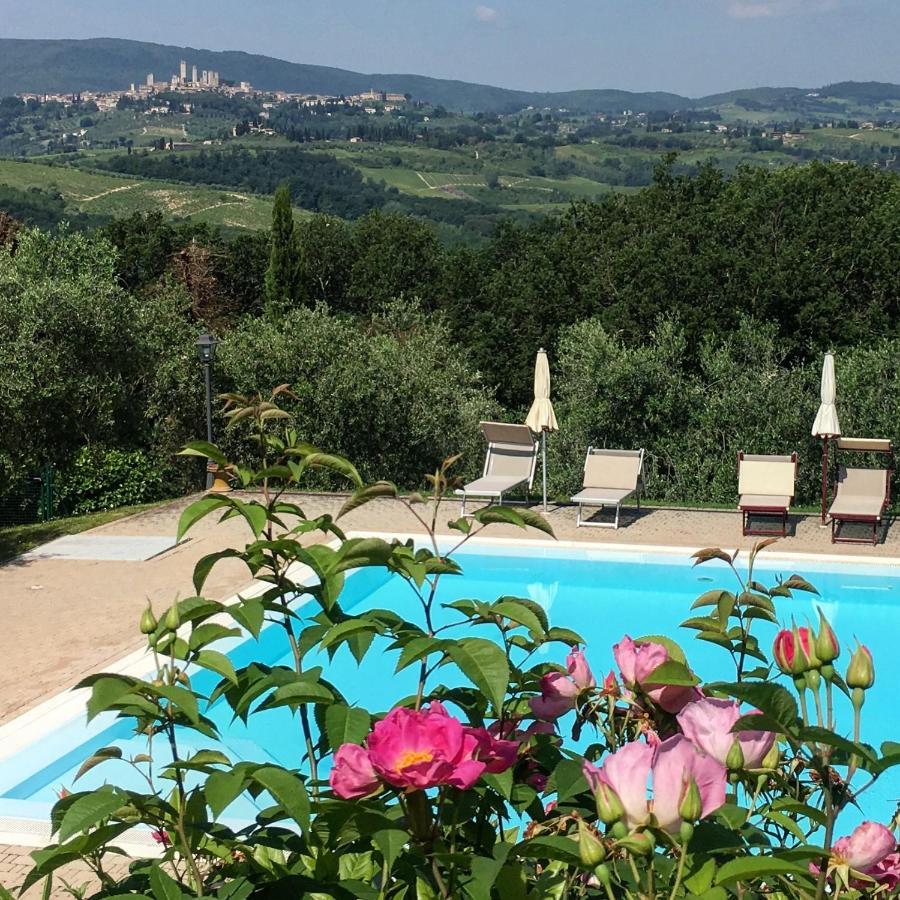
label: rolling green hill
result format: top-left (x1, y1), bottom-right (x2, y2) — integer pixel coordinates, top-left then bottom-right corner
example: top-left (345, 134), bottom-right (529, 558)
top-left (0, 158), bottom-right (282, 230)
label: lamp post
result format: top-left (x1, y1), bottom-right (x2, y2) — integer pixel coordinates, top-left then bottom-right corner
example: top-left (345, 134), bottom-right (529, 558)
top-left (196, 332), bottom-right (218, 489)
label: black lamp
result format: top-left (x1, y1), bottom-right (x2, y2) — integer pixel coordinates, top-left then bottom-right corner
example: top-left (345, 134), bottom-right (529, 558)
top-left (196, 332), bottom-right (219, 488)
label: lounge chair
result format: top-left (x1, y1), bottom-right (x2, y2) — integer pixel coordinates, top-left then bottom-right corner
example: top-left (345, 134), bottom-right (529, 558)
top-left (737, 451), bottom-right (798, 537)
top-left (829, 466), bottom-right (891, 545)
top-left (456, 422), bottom-right (538, 515)
top-left (571, 448), bottom-right (645, 529)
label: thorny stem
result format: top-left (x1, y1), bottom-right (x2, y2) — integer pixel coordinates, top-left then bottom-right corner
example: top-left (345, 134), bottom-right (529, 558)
top-left (815, 783), bottom-right (836, 900)
top-left (668, 840), bottom-right (689, 900)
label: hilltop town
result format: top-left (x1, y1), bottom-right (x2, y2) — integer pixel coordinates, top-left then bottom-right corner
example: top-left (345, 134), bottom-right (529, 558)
top-left (16, 57), bottom-right (411, 114)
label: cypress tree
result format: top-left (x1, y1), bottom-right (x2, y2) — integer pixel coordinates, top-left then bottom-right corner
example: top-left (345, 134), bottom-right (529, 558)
top-left (264, 183), bottom-right (300, 311)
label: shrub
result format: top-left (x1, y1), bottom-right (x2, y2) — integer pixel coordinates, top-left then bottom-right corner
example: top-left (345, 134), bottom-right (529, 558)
top-left (56, 446), bottom-right (167, 515)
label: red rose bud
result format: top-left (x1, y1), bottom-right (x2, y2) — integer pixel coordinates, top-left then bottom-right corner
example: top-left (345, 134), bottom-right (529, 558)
top-left (846, 642), bottom-right (874, 690)
top-left (814, 608), bottom-right (840, 665)
top-left (773, 629), bottom-right (794, 674)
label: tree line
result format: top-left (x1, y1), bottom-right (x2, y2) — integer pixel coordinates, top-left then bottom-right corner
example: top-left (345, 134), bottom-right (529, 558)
top-left (0, 159), bottom-right (898, 515)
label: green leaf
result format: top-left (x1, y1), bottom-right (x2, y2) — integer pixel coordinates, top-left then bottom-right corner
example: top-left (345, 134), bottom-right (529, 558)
top-left (253, 766), bottom-right (310, 830)
top-left (798, 726), bottom-right (877, 766)
top-left (643, 660), bottom-right (699, 686)
top-left (74, 746), bottom-right (123, 781)
top-left (634, 634), bottom-right (687, 663)
top-left (230, 597), bottom-right (264, 637)
top-left (781, 574), bottom-right (819, 595)
top-left (178, 441), bottom-right (228, 466)
top-left (57, 789), bottom-right (125, 842)
top-left (492, 599), bottom-right (546, 637)
top-left (337, 481), bottom-right (398, 519)
top-left (715, 856), bottom-right (816, 886)
top-left (371, 824), bottom-right (408, 870)
top-left (447, 638), bottom-right (510, 713)
top-left (320, 618), bottom-right (382, 650)
top-left (325, 704), bottom-right (370, 748)
top-left (80, 675), bottom-right (136, 721)
top-left (473, 506), bottom-right (555, 538)
top-left (192, 549), bottom-right (245, 594)
top-left (711, 681), bottom-right (799, 733)
top-left (683, 858), bottom-right (716, 895)
top-left (691, 589), bottom-right (736, 610)
top-left (176, 494), bottom-right (227, 541)
top-left (149, 864), bottom-right (187, 900)
top-left (206, 769), bottom-right (247, 818)
top-left (547, 759), bottom-right (589, 802)
top-left (196, 650), bottom-right (238, 685)
top-left (513, 835), bottom-right (581, 863)
top-left (153, 684), bottom-right (200, 725)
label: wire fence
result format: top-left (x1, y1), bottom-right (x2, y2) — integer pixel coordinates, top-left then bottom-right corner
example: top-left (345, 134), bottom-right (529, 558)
top-left (0, 465), bottom-right (55, 527)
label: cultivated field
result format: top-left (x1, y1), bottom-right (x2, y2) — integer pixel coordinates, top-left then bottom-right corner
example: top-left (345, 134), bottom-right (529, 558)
top-left (0, 158), bottom-right (281, 230)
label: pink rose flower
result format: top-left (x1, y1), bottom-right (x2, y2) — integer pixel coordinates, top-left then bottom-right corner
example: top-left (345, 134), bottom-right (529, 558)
top-left (466, 726), bottom-right (519, 774)
top-left (613, 635), bottom-right (701, 714)
top-left (567, 647), bottom-right (596, 689)
top-left (833, 821), bottom-right (898, 874)
top-left (582, 735), bottom-right (726, 833)
top-left (529, 671), bottom-right (579, 720)
top-left (330, 743), bottom-right (381, 800)
top-left (365, 702), bottom-right (486, 791)
top-left (677, 697), bottom-right (775, 768)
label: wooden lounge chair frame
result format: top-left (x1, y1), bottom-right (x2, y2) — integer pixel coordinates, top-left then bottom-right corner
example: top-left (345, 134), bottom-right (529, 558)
top-left (571, 447), bottom-right (645, 529)
top-left (737, 451), bottom-right (798, 537)
top-left (456, 422), bottom-right (538, 516)
top-left (829, 439), bottom-right (893, 545)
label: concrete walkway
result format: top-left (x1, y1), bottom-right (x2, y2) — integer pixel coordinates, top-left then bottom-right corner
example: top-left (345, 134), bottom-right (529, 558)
top-left (1, 492), bottom-right (898, 895)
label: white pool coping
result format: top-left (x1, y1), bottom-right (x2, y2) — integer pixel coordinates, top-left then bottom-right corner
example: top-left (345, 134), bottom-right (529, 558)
top-left (2, 529), bottom-right (899, 848)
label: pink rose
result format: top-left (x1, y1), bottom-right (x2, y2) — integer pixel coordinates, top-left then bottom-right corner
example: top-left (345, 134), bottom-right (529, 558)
top-left (582, 735), bottom-right (726, 833)
top-left (365, 702), bottom-right (486, 791)
top-left (613, 635), bottom-right (700, 713)
top-left (567, 647), bottom-right (596, 689)
top-left (651, 736), bottom-right (726, 833)
top-left (529, 671), bottom-right (579, 720)
top-left (466, 726), bottom-right (519, 774)
top-left (677, 697), bottom-right (775, 769)
top-left (833, 821), bottom-right (898, 873)
top-left (329, 743), bottom-right (380, 800)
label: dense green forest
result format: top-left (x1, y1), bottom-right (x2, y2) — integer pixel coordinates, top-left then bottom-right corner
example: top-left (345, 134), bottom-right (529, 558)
top-left (1, 159), bottom-right (899, 519)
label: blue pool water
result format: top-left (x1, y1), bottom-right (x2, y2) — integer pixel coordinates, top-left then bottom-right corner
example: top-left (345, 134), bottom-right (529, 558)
top-left (2, 544), bottom-right (899, 829)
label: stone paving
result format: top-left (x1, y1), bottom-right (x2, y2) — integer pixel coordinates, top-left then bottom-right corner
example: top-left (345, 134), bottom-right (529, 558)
top-left (2, 491), bottom-right (898, 895)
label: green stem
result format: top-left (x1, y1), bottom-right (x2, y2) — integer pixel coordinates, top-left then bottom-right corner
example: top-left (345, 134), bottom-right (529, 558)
top-left (668, 842), bottom-right (689, 900)
top-left (814, 781), bottom-right (836, 900)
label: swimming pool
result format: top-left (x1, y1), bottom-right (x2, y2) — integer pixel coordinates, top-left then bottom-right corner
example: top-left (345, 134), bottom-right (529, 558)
top-left (2, 536), bottom-right (899, 845)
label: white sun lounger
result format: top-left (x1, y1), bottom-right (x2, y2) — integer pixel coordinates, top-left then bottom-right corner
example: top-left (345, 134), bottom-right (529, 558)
top-left (737, 451), bottom-right (798, 537)
top-left (829, 465), bottom-right (891, 545)
top-left (456, 422), bottom-right (538, 515)
top-left (571, 448), bottom-right (645, 529)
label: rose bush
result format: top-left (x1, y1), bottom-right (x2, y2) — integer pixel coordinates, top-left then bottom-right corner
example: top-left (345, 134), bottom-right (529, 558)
top-left (19, 394), bottom-right (900, 899)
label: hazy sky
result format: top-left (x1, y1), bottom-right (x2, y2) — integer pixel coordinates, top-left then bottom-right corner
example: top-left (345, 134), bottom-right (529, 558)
top-left (2, 0), bottom-right (898, 97)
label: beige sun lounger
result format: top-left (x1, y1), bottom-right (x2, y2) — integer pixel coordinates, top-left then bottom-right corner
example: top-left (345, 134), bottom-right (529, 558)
top-left (456, 422), bottom-right (538, 515)
top-left (571, 448), bottom-right (645, 529)
top-left (829, 466), bottom-right (891, 545)
top-left (737, 451), bottom-right (798, 537)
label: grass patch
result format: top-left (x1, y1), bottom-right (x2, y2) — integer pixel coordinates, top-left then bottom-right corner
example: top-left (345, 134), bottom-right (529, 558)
top-left (0, 500), bottom-right (169, 563)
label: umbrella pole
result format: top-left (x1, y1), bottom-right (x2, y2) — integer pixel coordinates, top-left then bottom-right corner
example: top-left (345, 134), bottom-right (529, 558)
top-left (820, 437), bottom-right (829, 525)
top-left (542, 431), bottom-right (548, 513)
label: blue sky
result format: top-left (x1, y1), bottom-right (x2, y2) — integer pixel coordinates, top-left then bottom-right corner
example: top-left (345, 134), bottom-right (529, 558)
top-left (2, 0), bottom-right (898, 97)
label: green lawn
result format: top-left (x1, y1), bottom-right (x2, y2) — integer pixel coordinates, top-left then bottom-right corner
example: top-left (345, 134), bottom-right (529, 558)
top-left (0, 501), bottom-right (169, 563)
top-left (0, 158), bottom-right (283, 230)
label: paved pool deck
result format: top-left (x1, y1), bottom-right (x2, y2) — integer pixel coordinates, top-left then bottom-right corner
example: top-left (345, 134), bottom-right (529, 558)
top-left (1, 492), bottom-right (898, 894)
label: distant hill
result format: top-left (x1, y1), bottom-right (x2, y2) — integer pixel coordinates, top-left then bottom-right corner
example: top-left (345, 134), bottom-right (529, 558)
top-left (0, 38), bottom-right (898, 117)
top-left (0, 37), bottom-right (687, 113)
